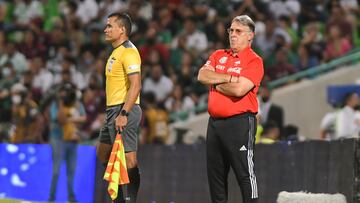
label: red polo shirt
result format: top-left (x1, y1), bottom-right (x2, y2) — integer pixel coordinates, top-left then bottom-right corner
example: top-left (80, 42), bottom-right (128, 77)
top-left (205, 46), bottom-right (264, 118)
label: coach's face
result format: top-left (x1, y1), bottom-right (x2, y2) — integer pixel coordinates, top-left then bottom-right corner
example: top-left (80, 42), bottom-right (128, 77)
top-left (104, 17), bottom-right (125, 42)
top-left (228, 21), bottom-right (254, 53)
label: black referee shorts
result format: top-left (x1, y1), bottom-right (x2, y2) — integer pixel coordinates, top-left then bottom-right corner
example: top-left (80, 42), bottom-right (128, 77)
top-left (99, 104), bottom-right (142, 152)
top-left (206, 113), bottom-right (258, 203)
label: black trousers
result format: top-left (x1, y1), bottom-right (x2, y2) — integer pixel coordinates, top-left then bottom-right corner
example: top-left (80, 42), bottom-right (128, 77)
top-left (206, 113), bottom-right (258, 203)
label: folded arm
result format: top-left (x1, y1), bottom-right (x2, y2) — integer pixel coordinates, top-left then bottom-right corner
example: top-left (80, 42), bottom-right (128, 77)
top-left (197, 65), bottom-right (231, 85)
top-left (215, 76), bottom-right (255, 97)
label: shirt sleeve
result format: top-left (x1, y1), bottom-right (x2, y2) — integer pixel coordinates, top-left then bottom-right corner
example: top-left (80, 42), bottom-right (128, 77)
top-left (122, 48), bottom-right (141, 75)
top-left (241, 57), bottom-right (264, 86)
top-left (203, 50), bottom-right (218, 68)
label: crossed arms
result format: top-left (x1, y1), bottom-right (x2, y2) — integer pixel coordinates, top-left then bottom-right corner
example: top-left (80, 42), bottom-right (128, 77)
top-left (197, 64), bottom-right (255, 97)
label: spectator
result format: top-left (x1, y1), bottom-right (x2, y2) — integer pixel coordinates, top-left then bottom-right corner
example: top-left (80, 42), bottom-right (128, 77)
top-left (324, 24), bottom-right (352, 62)
top-left (269, 0), bottom-right (301, 19)
top-left (78, 50), bottom-right (96, 74)
top-left (21, 70), bottom-right (34, 91)
top-left (258, 85), bottom-right (284, 135)
top-left (172, 16), bottom-right (208, 56)
top-left (283, 124), bottom-right (299, 141)
top-left (75, 0), bottom-right (99, 26)
top-left (258, 121), bottom-right (281, 144)
top-left (29, 57), bottom-right (54, 96)
top-left (66, 18), bottom-right (85, 57)
top-left (48, 83), bottom-right (86, 202)
top-left (255, 17), bottom-right (291, 59)
top-left (294, 45), bottom-right (319, 71)
top-left (19, 29), bottom-right (46, 59)
top-left (54, 56), bottom-right (86, 90)
top-left (176, 51), bottom-right (196, 91)
top-left (156, 7), bottom-right (176, 46)
top-left (0, 41), bottom-right (28, 74)
top-left (98, 0), bottom-right (126, 24)
top-left (139, 28), bottom-right (169, 71)
top-left (126, 0), bottom-right (148, 44)
top-left (339, 0), bottom-right (359, 13)
top-left (10, 83), bottom-right (42, 143)
top-left (326, 2), bottom-right (353, 42)
top-left (44, 27), bottom-right (70, 61)
top-left (81, 87), bottom-right (103, 140)
top-left (141, 92), bottom-right (169, 144)
top-left (205, 19), bottom-right (228, 49)
top-left (143, 64), bottom-right (173, 104)
top-left (298, 0), bottom-right (327, 27)
top-left (13, 0), bottom-right (44, 26)
top-left (84, 58), bottom-right (105, 89)
top-left (0, 63), bottom-right (18, 123)
top-left (320, 92), bottom-right (360, 140)
top-left (233, 0), bottom-right (269, 19)
top-left (278, 15), bottom-right (299, 50)
top-left (80, 28), bottom-right (106, 58)
top-left (165, 84), bottom-right (195, 117)
top-left (299, 22), bottom-right (326, 62)
top-left (266, 48), bottom-right (296, 80)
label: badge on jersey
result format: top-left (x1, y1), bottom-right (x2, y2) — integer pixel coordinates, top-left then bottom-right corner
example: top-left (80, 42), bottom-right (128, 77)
top-left (128, 64), bottom-right (140, 70)
top-left (108, 57), bottom-right (116, 72)
top-left (219, 56), bottom-right (228, 64)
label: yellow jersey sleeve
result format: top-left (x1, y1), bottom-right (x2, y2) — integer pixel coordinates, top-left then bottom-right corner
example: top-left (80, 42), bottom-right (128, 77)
top-left (122, 48), bottom-right (141, 75)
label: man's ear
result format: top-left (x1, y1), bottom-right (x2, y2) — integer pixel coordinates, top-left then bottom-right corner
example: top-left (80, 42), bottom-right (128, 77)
top-left (120, 26), bottom-right (126, 35)
top-left (248, 32), bottom-right (254, 41)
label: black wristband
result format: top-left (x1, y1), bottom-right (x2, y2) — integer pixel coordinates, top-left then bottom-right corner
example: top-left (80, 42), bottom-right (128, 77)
top-left (120, 109), bottom-right (129, 117)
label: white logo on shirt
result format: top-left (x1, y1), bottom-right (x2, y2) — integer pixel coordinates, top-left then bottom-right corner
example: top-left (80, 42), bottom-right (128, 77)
top-left (235, 60), bottom-right (241, 65)
top-left (239, 145), bottom-right (247, 151)
top-left (219, 57), bottom-right (227, 64)
top-left (227, 67), bottom-right (242, 74)
top-left (216, 65), bottom-right (225, 70)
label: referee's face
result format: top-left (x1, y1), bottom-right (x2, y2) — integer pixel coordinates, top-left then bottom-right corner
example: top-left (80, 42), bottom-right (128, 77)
top-left (228, 22), bottom-right (254, 53)
top-left (104, 17), bottom-right (124, 43)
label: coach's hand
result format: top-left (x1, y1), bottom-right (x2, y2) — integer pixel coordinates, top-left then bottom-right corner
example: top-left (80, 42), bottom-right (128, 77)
top-left (115, 115), bottom-right (128, 133)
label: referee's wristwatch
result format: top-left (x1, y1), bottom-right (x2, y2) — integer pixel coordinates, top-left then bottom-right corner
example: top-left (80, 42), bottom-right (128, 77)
top-left (120, 109), bottom-right (129, 117)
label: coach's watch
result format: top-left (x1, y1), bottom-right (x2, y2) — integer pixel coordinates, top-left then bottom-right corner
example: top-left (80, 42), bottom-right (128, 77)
top-left (120, 109), bottom-right (129, 117)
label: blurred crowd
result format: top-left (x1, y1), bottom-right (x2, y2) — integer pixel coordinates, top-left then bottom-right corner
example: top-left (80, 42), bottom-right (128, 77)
top-left (0, 0), bottom-right (359, 144)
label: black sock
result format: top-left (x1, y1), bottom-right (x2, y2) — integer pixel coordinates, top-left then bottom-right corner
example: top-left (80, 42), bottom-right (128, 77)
top-left (113, 185), bottom-right (126, 203)
top-left (126, 167), bottom-right (140, 203)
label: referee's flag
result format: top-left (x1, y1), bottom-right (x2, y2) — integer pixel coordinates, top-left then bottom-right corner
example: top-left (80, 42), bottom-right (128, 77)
top-left (103, 133), bottom-right (130, 200)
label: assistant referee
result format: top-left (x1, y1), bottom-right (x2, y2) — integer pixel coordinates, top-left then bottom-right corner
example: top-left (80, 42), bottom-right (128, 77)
top-left (96, 13), bottom-right (142, 203)
top-left (198, 15), bottom-right (264, 203)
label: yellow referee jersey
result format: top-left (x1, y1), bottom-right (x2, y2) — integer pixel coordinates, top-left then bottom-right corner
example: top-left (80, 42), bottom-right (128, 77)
top-left (105, 40), bottom-right (141, 106)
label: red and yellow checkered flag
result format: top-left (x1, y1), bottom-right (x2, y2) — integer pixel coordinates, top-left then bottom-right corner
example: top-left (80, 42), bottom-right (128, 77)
top-left (103, 133), bottom-right (130, 200)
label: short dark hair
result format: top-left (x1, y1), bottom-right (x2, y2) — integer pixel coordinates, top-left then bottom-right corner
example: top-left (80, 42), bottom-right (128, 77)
top-left (343, 92), bottom-right (357, 106)
top-left (108, 13), bottom-right (132, 36)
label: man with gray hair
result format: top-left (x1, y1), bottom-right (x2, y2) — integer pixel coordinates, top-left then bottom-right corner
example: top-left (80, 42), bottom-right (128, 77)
top-left (198, 15), bottom-right (264, 203)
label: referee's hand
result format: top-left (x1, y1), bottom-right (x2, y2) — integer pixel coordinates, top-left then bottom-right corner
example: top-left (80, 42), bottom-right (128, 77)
top-left (115, 115), bottom-right (127, 133)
